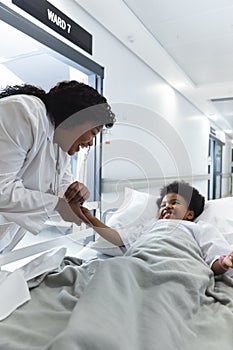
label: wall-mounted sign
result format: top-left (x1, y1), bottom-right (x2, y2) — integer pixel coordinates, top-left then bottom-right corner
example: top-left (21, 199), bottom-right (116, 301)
top-left (12, 0), bottom-right (92, 54)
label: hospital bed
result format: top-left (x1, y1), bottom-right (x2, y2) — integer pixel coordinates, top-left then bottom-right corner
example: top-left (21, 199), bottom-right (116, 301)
top-left (0, 187), bottom-right (233, 350)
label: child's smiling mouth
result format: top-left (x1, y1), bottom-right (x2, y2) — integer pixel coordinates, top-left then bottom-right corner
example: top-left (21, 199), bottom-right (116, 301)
top-left (162, 210), bottom-right (173, 219)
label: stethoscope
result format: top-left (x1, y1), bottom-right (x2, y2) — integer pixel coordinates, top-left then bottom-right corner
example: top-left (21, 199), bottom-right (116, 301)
top-left (47, 145), bottom-right (91, 196)
top-left (54, 144), bottom-right (61, 196)
top-left (85, 145), bottom-right (91, 159)
top-left (47, 144), bottom-right (60, 195)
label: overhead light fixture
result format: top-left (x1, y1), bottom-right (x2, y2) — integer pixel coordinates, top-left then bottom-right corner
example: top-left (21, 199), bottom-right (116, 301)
top-left (211, 97), bottom-right (233, 102)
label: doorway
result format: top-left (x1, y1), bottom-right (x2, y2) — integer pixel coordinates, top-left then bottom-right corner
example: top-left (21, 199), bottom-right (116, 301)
top-left (208, 136), bottom-right (223, 199)
top-left (0, 3), bottom-right (104, 213)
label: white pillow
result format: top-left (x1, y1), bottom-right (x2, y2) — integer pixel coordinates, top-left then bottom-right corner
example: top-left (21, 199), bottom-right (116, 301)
top-left (196, 197), bottom-right (233, 234)
top-left (90, 187), bottom-right (158, 256)
top-left (106, 187), bottom-right (158, 228)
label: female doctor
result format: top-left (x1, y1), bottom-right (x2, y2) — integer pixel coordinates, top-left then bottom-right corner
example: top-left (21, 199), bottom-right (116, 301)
top-left (0, 80), bottom-right (115, 253)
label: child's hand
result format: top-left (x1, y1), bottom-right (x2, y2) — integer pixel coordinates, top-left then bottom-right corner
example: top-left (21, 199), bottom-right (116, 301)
top-left (222, 252), bottom-right (233, 268)
top-left (80, 206), bottom-right (94, 221)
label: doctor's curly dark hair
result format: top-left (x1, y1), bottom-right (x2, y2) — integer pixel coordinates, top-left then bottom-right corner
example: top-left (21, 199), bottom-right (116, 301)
top-left (0, 80), bottom-right (115, 129)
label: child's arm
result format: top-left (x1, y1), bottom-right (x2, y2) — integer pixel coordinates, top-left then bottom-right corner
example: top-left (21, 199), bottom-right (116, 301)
top-left (211, 252), bottom-right (233, 275)
top-left (80, 206), bottom-right (124, 247)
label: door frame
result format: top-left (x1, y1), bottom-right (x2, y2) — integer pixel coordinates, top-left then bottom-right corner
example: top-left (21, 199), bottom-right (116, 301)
top-left (0, 2), bottom-right (104, 210)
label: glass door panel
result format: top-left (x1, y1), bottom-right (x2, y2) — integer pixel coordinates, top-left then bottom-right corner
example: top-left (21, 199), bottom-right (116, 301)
top-left (208, 136), bottom-right (223, 199)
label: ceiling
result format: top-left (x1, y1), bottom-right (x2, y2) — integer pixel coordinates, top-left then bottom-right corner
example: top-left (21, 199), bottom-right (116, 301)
top-left (75, 0), bottom-right (233, 136)
top-left (2, 0), bottom-right (233, 136)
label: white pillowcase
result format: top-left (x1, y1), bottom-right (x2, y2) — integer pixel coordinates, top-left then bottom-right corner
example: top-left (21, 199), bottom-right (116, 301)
top-left (196, 197), bottom-right (233, 234)
top-left (90, 187), bottom-right (158, 256)
top-left (106, 187), bottom-right (158, 228)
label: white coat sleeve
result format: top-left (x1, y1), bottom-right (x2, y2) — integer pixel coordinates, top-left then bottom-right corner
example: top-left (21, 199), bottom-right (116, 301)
top-left (0, 98), bottom-right (58, 234)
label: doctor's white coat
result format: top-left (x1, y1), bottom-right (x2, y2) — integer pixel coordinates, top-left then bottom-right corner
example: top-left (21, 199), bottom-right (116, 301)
top-left (0, 94), bottom-right (74, 252)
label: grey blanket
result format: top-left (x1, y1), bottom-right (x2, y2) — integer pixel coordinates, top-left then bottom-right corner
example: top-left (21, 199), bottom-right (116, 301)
top-left (0, 225), bottom-right (233, 350)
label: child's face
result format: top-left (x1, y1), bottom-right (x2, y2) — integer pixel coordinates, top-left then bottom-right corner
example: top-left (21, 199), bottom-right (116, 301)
top-left (158, 193), bottom-right (194, 221)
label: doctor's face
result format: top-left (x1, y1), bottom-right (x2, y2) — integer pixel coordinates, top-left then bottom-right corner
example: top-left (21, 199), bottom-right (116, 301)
top-left (68, 125), bottom-right (103, 156)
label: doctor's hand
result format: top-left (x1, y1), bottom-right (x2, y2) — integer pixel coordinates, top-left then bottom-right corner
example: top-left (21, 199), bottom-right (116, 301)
top-left (55, 198), bottom-right (92, 226)
top-left (64, 181), bottom-right (90, 204)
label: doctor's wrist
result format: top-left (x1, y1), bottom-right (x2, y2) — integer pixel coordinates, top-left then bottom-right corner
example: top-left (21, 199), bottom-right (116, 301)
top-left (55, 197), bottom-right (82, 226)
top-left (55, 197), bottom-right (65, 214)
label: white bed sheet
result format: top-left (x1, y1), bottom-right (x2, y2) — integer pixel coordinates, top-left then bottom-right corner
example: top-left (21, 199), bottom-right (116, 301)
top-left (0, 227), bottom-right (110, 321)
top-left (0, 227), bottom-right (110, 272)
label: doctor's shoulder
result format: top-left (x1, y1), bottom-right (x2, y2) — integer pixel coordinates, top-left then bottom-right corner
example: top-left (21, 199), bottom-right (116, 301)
top-left (0, 94), bottom-right (48, 126)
